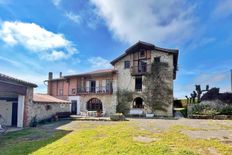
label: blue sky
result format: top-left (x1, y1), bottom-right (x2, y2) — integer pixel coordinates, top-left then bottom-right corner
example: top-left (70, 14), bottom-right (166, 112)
top-left (0, 0), bottom-right (231, 98)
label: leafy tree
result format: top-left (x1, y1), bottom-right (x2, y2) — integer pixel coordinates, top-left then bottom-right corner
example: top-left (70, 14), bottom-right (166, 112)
top-left (143, 61), bottom-right (172, 112)
top-left (116, 89), bottom-right (133, 114)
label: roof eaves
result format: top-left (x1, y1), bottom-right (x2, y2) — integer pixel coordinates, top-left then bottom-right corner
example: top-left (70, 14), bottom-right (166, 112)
top-left (0, 73), bottom-right (37, 87)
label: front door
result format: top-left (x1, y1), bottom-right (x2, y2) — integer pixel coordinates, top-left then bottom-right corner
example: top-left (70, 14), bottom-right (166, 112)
top-left (11, 102), bottom-right (18, 126)
top-left (71, 100), bottom-right (77, 115)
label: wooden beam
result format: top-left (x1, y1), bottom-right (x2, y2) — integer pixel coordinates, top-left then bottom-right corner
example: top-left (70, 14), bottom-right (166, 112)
top-left (0, 81), bottom-right (27, 95)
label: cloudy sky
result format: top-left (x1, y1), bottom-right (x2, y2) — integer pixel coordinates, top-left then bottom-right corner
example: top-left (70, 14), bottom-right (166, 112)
top-left (0, 0), bottom-right (232, 98)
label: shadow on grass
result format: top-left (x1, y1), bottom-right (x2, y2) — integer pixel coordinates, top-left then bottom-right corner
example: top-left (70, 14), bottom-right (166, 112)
top-left (0, 120), bottom-right (73, 155)
top-left (127, 116), bottom-right (180, 120)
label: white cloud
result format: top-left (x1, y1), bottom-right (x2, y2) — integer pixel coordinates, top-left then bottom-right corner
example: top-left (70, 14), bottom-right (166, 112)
top-left (52, 0), bottom-right (61, 7)
top-left (65, 12), bottom-right (81, 24)
top-left (88, 56), bottom-right (112, 69)
top-left (90, 0), bottom-right (196, 45)
top-left (0, 56), bottom-right (21, 66)
top-left (0, 21), bottom-right (77, 61)
top-left (213, 0), bottom-right (232, 18)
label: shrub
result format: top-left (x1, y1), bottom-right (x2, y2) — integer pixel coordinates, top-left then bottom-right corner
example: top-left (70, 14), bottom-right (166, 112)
top-left (29, 116), bottom-right (38, 127)
top-left (110, 113), bottom-right (126, 121)
top-left (220, 106), bottom-right (232, 115)
top-left (192, 104), bottom-right (220, 116)
top-left (116, 89), bottom-right (133, 115)
top-left (180, 108), bottom-right (187, 117)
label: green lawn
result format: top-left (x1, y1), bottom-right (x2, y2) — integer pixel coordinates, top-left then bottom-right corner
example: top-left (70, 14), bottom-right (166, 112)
top-left (0, 120), bottom-right (231, 155)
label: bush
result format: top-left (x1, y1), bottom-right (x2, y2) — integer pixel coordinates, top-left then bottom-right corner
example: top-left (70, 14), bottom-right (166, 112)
top-left (29, 116), bottom-right (38, 127)
top-left (110, 113), bottom-right (126, 121)
top-left (180, 108), bottom-right (187, 117)
top-left (116, 89), bottom-right (133, 115)
top-left (220, 106), bottom-right (232, 115)
top-left (192, 104), bottom-right (220, 116)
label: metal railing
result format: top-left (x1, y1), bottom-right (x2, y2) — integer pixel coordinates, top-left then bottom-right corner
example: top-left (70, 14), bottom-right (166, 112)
top-left (75, 86), bottom-right (113, 94)
top-left (130, 64), bottom-right (151, 75)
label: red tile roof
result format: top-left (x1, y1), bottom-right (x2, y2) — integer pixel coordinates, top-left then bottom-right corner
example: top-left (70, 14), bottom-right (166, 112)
top-left (33, 94), bottom-right (70, 104)
top-left (63, 69), bottom-right (117, 78)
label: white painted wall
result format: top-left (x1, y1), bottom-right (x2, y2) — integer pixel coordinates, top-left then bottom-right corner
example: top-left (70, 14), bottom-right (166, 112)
top-left (68, 96), bottom-right (80, 114)
top-left (17, 95), bottom-right (25, 128)
top-left (0, 100), bottom-right (12, 126)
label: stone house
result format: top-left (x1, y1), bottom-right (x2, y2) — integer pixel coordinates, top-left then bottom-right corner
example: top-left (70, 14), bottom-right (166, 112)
top-left (32, 94), bottom-right (70, 121)
top-left (46, 41), bottom-right (178, 117)
top-left (0, 73), bottom-right (70, 128)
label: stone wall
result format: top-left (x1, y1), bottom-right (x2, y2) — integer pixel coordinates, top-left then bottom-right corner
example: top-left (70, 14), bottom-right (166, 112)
top-left (0, 100), bottom-right (13, 126)
top-left (28, 102), bottom-right (70, 122)
top-left (79, 94), bottom-right (117, 116)
top-left (23, 87), bottom-right (34, 127)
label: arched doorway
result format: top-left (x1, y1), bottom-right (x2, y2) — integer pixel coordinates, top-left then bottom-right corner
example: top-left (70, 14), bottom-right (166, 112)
top-left (87, 98), bottom-right (103, 111)
top-left (133, 97), bottom-right (144, 108)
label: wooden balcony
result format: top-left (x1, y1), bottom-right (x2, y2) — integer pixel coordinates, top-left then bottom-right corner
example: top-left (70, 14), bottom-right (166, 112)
top-left (130, 64), bottom-right (151, 76)
top-left (74, 86), bottom-right (113, 95)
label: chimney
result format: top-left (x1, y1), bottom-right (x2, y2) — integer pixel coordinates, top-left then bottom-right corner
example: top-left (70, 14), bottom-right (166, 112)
top-left (59, 72), bottom-right (62, 78)
top-left (48, 72), bottom-right (53, 80)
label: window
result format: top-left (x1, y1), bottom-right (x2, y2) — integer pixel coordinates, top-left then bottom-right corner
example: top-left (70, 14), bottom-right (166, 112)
top-left (71, 88), bottom-right (76, 95)
top-left (135, 77), bottom-right (142, 91)
top-left (154, 57), bottom-right (160, 63)
top-left (124, 61), bottom-right (130, 69)
top-left (45, 105), bottom-right (52, 111)
top-left (138, 60), bottom-right (147, 73)
top-left (140, 51), bottom-right (145, 57)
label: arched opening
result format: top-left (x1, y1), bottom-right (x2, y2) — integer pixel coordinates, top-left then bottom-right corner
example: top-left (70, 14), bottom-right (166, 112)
top-left (133, 97), bottom-right (144, 108)
top-left (86, 98), bottom-right (102, 111)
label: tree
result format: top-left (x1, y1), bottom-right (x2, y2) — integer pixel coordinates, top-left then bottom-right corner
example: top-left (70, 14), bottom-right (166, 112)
top-left (143, 61), bottom-right (172, 112)
top-left (116, 89), bottom-right (133, 115)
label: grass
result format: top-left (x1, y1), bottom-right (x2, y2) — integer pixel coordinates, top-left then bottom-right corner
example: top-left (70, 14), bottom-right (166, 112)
top-left (0, 121), bottom-right (231, 155)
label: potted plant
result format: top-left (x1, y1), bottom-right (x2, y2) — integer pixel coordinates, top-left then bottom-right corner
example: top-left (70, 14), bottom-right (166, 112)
top-left (96, 109), bottom-right (102, 117)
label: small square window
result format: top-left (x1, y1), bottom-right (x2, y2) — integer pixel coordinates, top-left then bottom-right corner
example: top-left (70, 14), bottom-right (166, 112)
top-left (154, 57), bottom-right (160, 63)
top-left (124, 61), bottom-right (130, 69)
top-left (140, 51), bottom-right (145, 57)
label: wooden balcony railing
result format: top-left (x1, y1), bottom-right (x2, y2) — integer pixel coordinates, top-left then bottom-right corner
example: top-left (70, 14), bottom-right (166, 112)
top-left (130, 64), bottom-right (151, 75)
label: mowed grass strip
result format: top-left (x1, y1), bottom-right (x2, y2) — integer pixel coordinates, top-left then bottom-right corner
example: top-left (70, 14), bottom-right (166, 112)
top-left (0, 121), bottom-right (231, 155)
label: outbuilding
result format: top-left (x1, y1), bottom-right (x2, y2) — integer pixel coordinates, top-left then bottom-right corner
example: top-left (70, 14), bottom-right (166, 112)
top-left (0, 73), bottom-right (37, 127)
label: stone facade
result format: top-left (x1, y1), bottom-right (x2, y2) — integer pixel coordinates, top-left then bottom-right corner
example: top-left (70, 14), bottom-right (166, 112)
top-left (79, 94), bottom-right (117, 116)
top-left (28, 102), bottom-right (70, 122)
top-left (23, 87), bottom-right (34, 127)
top-left (113, 49), bottom-right (175, 116)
